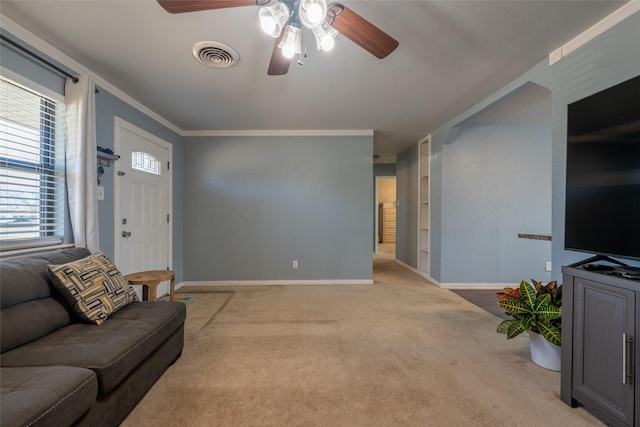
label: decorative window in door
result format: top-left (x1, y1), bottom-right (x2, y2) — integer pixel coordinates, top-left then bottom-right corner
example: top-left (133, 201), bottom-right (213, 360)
top-left (131, 151), bottom-right (161, 175)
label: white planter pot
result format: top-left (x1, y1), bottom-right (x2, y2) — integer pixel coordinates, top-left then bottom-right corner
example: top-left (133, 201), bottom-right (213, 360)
top-left (529, 332), bottom-right (561, 371)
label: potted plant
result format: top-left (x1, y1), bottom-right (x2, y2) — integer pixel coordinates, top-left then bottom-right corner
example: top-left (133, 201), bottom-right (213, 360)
top-left (496, 280), bottom-right (562, 370)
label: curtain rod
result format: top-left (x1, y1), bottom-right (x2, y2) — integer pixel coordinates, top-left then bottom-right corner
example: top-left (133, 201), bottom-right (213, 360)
top-left (1, 34), bottom-right (79, 83)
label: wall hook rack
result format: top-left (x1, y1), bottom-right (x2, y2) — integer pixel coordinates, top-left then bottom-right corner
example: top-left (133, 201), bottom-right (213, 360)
top-left (97, 150), bottom-right (120, 184)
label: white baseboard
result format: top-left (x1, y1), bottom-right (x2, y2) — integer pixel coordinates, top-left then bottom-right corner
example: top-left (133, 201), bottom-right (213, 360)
top-left (180, 279), bottom-right (374, 287)
top-left (393, 259), bottom-right (438, 284)
top-left (439, 283), bottom-right (511, 290)
top-left (391, 260), bottom-right (511, 290)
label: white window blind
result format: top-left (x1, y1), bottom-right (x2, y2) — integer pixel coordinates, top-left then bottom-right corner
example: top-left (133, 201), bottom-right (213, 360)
top-left (0, 77), bottom-right (64, 250)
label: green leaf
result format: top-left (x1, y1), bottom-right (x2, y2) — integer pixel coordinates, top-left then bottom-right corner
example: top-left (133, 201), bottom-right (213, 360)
top-left (519, 280), bottom-right (537, 308)
top-left (535, 293), bottom-right (551, 311)
top-left (521, 315), bottom-right (533, 332)
top-left (507, 322), bottom-right (526, 339)
top-left (536, 305), bottom-right (561, 320)
top-left (554, 286), bottom-right (563, 307)
top-left (497, 298), bottom-right (529, 314)
top-left (538, 322), bottom-right (562, 346)
top-left (497, 319), bottom-right (518, 334)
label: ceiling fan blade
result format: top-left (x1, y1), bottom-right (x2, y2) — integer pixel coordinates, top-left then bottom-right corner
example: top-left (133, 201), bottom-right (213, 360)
top-left (267, 32), bottom-right (291, 76)
top-left (157, 0), bottom-right (255, 14)
top-left (330, 5), bottom-right (398, 59)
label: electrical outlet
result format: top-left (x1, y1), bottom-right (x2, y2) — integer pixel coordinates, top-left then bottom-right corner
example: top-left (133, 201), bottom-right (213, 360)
top-left (292, 260), bottom-right (298, 269)
top-left (545, 261), bottom-right (552, 272)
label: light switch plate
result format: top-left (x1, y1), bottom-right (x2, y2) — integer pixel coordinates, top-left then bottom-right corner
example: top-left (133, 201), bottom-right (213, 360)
top-left (97, 186), bottom-right (105, 200)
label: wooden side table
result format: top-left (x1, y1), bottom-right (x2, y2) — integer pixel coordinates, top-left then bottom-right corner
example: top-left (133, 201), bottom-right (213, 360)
top-left (123, 270), bottom-right (175, 302)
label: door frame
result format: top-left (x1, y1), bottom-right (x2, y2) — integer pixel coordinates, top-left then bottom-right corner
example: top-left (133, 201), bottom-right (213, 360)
top-left (375, 176), bottom-right (381, 254)
top-left (113, 116), bottom-right (173, 272)
top-left (375, 175), bottom-right (397, 255)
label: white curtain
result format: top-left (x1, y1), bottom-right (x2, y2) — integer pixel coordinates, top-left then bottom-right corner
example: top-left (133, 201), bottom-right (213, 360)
top-left (65, 75), bottom-right (99, 252)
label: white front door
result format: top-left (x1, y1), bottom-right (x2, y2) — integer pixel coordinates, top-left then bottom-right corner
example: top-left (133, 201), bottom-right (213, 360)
top-left (114, 118), bottom-right (172, 299)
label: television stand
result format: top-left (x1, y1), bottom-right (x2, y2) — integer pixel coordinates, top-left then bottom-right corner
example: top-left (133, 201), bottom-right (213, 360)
top-left (562, 266), bottom-right (638, 426)
top-left (569, 254), bottom-right (630, 269)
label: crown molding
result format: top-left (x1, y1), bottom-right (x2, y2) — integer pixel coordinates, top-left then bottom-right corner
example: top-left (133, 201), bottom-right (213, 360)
top-left (182, 129), bottom-right (374, 137)
top-left (549, 0), bottom-right (640, 65)
top-left (0, 13), bottom-right (183, 135)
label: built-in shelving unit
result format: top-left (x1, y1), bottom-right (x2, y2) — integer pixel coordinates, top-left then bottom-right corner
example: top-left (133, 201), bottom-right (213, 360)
top-left (418, 135), bottom-right (430, 277)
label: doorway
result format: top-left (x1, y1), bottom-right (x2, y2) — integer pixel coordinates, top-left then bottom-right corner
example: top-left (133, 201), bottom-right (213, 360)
top-left (113, 118), bottom-right (172, 300)
top-left (375, 176), bottom-right (396, 257)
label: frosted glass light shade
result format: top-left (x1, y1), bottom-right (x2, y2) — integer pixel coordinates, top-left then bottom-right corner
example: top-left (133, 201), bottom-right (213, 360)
top-left (312, 21), bottom-right (338, 51)
top-left (299, 0), bottom-right (327, 29)
top-left (259, 2), bottom-right (290, 38)
top-left (278, 25), bottom-right (302, 59)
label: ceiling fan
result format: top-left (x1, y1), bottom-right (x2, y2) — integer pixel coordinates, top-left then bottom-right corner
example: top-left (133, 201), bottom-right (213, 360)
top-left (157, 0), bottom-right (399, 75)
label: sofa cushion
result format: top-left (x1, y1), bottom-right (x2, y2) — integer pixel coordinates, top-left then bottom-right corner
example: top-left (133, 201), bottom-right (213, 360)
top-left (48, 252), bottom-right (137, 325)
top-left (1, 248), bottom-right (91, 353)
top-left (0, 301), bottom-right (186, 395)
top-left (0, 366), bottom-right (97, 427)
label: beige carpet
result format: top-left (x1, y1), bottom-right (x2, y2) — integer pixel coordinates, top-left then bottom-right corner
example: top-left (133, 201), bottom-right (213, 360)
top-left (122, 258), bottom-right (602, 427)
top-left (182, 293), bottom-right (234, 331)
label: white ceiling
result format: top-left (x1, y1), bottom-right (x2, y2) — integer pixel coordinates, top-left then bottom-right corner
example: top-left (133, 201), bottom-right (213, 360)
top-left (0, 0), bottom-right (627, 163)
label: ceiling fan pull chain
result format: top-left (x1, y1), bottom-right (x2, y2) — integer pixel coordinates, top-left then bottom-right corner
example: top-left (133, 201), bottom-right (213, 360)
top-left (298, 29), bottom-right (308, 65)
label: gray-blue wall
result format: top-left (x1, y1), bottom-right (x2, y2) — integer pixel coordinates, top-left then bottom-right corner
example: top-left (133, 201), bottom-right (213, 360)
top-left (0, 31), bottom-right (66, 95)
top-left (396, 144), bottom-right (418, 269)
top-left (438, 82), bottom-right (552, 284)
top-left (1, 32), bottom-right (185, 283)
top-left (441, 125), bottom-right (551, 283)
top-left (414, 12), bottom-right (640, 284)
top-left (182, 135), bottom-right (373, 282)
top-left (373, 164), bottom-right (396, 177)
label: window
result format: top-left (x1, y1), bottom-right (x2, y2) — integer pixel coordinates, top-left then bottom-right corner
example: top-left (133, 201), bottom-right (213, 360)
top-left (132, 151), bottom-right (161, 175)
top-left (0, 77), bottom-right (64, 250)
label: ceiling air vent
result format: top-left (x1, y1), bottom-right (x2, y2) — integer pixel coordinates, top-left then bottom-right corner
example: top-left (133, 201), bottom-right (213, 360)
top-left (192, 41), bottom-right (239, 69)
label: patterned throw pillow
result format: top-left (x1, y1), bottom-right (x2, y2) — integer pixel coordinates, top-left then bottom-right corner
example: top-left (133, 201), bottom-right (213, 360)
top-left (48, 252), bottom-right (138, 325)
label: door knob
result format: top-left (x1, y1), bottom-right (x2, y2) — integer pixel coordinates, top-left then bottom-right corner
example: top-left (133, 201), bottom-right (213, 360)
top-left (122, 231), bottom-right (132, 238)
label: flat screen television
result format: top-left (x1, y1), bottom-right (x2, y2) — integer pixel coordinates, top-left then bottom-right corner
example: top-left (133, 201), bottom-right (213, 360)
top-left (565, 74), bottom-right (640, 262)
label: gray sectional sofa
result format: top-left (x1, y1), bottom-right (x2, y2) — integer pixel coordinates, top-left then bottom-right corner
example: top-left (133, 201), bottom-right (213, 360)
top-left (0, 248), bottom-right (186, 427)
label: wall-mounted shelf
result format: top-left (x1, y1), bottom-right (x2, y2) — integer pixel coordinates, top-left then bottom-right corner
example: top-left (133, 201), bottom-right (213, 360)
top-left (97, 151), bottom-right (120, 184)
top-left (97, 151), bottom-right (120, 167)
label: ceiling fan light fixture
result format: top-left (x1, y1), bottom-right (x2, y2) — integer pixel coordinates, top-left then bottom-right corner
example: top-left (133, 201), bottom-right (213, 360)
top-left (312, 21), bottom-right (338, 51)
top-left (279, 24), bottom-right (302, 59)
top-left (299, 0), bottom-right (327, 28)
top-left (259, 2), bottom-right (290, 38)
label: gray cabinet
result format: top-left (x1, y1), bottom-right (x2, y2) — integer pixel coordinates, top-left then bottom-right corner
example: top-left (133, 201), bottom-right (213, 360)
top-left (562, 266), bottom-right (639, 427)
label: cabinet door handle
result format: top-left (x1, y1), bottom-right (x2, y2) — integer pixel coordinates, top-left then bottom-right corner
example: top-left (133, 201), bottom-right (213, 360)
top-left (623, 333), bottom-right (633, 385)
